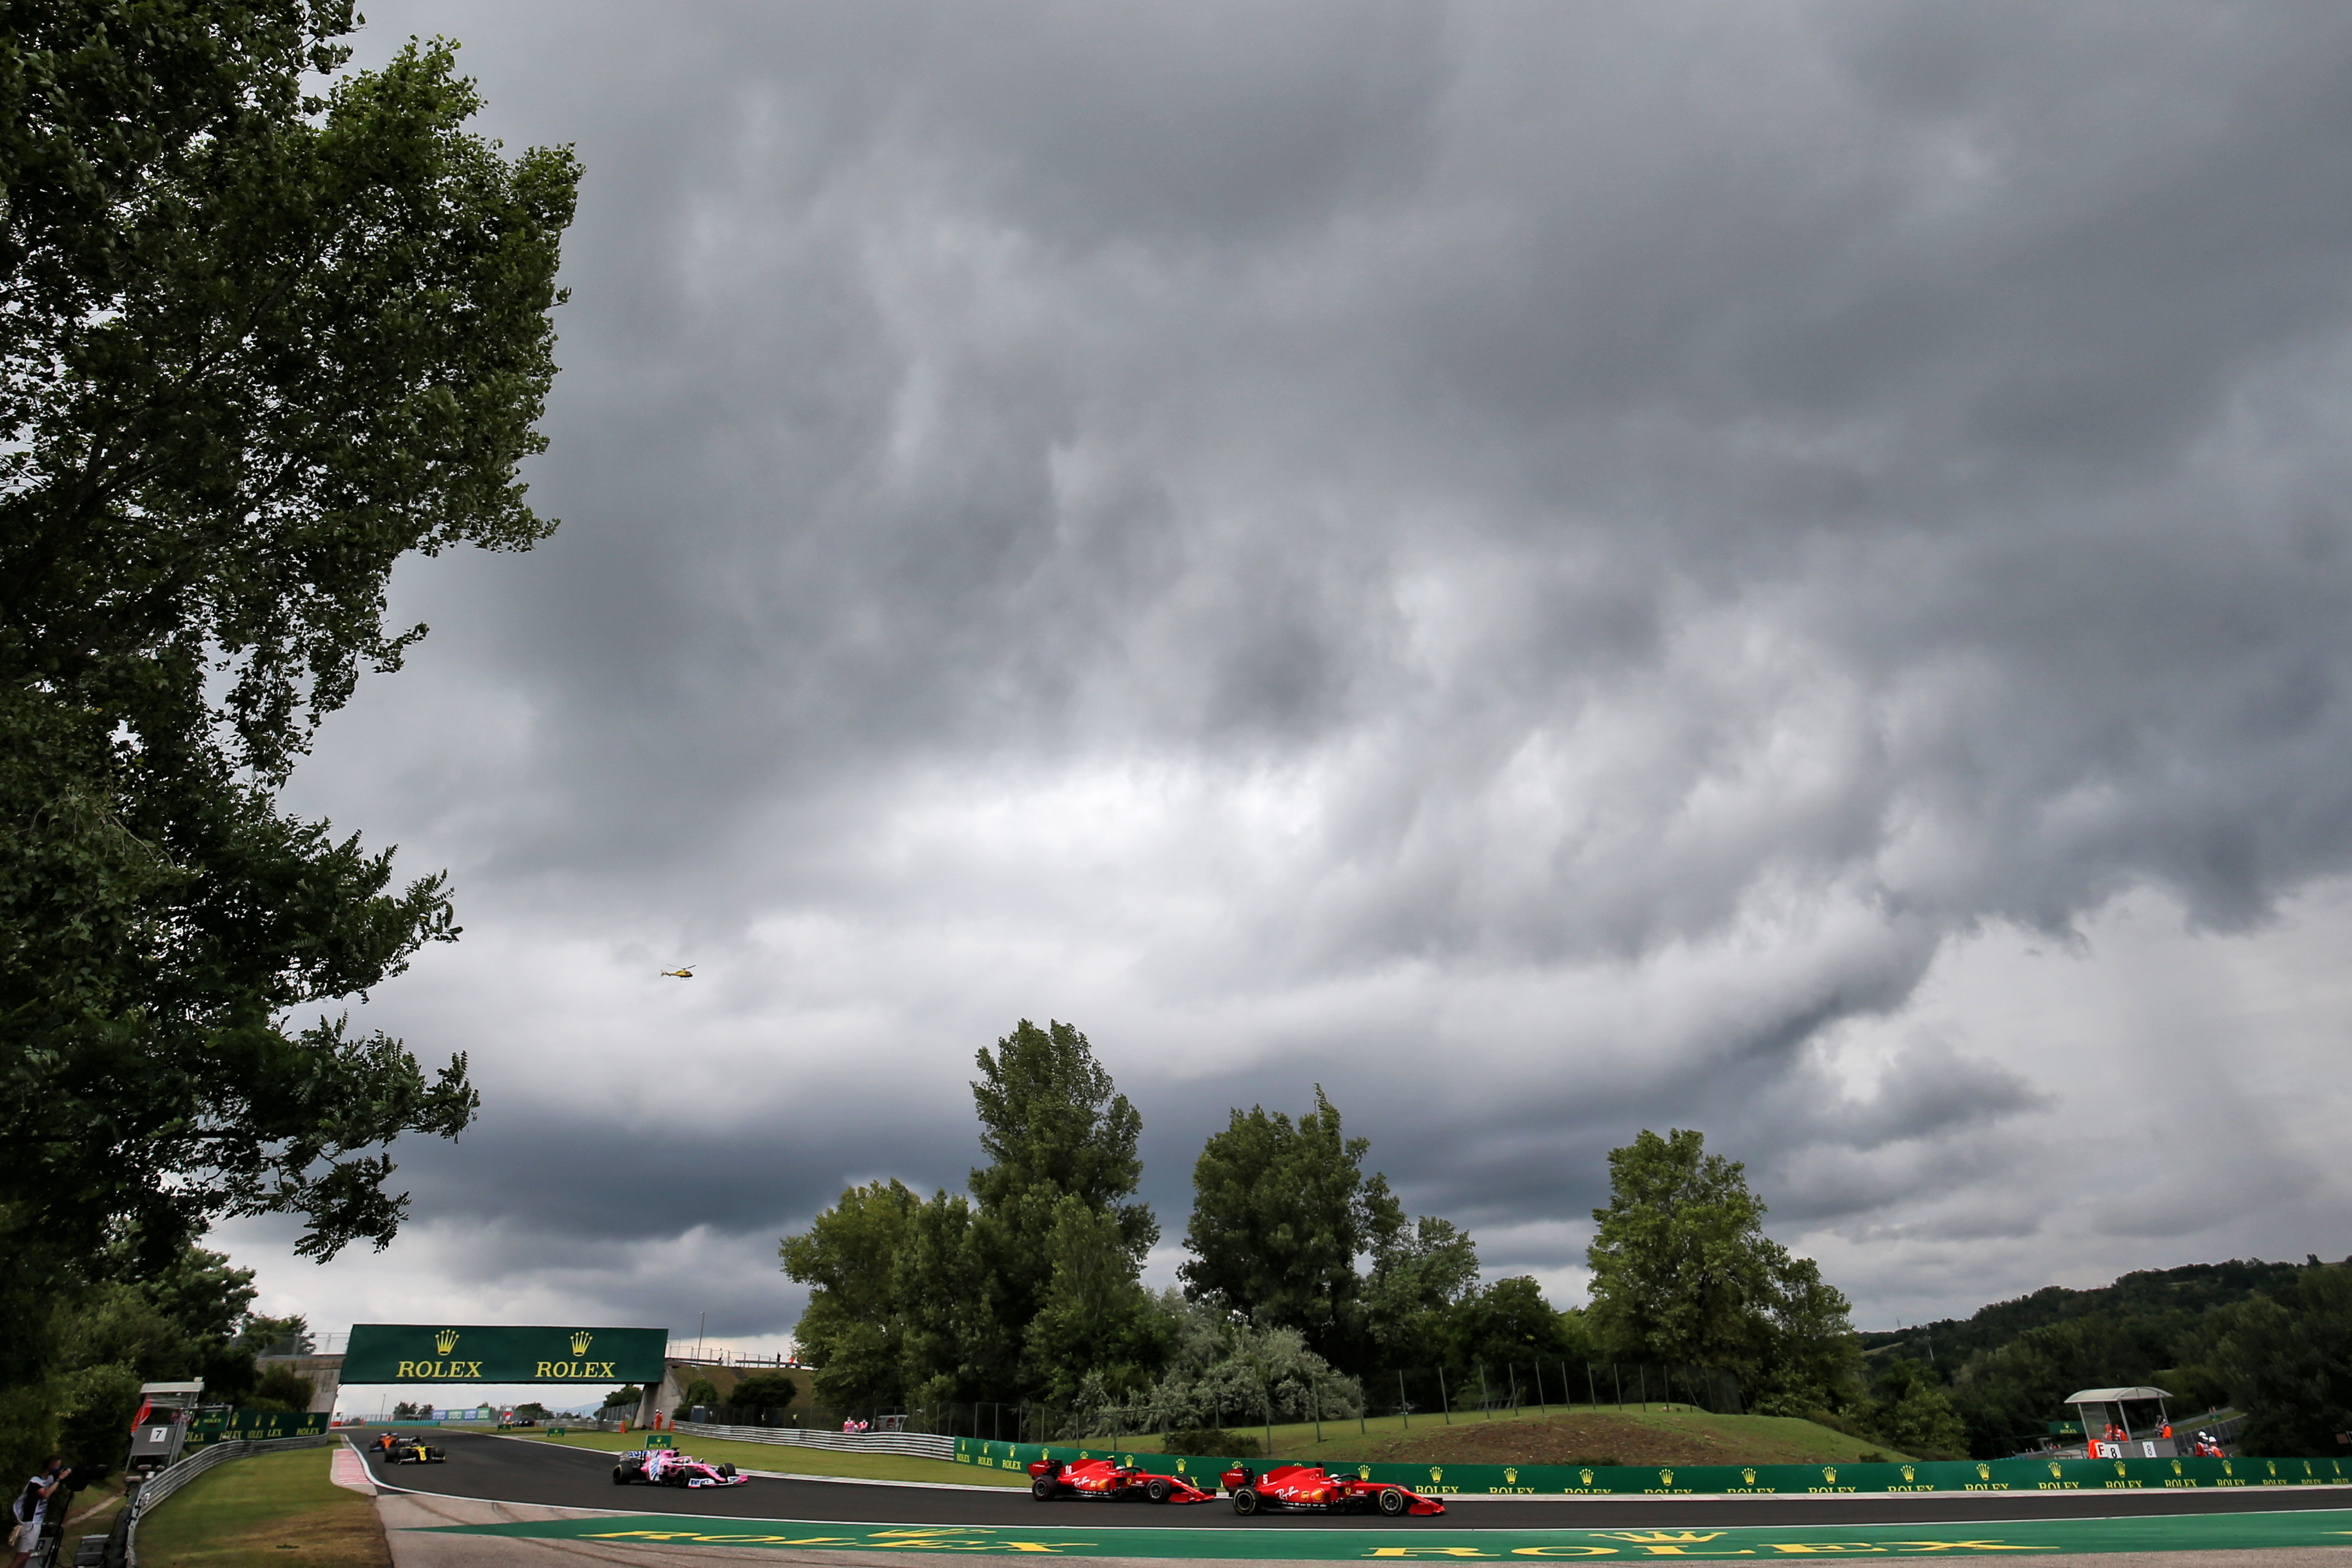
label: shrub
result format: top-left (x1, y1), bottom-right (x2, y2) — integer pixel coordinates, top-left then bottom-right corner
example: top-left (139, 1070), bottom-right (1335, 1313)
top-left (1164, 1427), bottom-right (1259, 1457)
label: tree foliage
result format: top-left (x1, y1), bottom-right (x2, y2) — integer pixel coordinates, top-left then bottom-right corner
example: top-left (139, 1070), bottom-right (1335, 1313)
top-left (0, 0), bottom-right (575, 1475)
top-left (1179, 1085), bottom-right (1402, 1365)
top-left (784, 1020), bottom-right (1164, 1410)
top-left (1585, 1128), bottom-right (1858, 1409)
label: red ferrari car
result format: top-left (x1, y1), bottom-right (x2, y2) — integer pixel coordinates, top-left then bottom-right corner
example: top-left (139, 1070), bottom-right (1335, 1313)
top-left (1028, 1456), bottom-right (1217, 1504)
top-left (1220, 1462), bottom-right (1446, 1517)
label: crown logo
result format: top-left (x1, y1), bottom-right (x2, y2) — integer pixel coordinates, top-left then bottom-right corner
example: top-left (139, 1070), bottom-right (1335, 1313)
top-left (2266, 1462), bottom-right (2278, 1476)
top-left (1660, 1468), bottom-right (1675, 1485)
top-left (570, 1331), bottom-right (593, 1355)
top-left (2171, 1460), bottom-right (2182, 1475)
top-left (1358, 1467), bottom-right (1371, 1480)
top-left (434, 1329), bottom-right (460, 1354)
top-left (1505, 1468), bottom-right (1518, 1484)
top-left (1976, 1463), bottom-right (1991, 1480)
top-left (1430, 1467), bottom-right (1443, 1482)
top-left (1822, 1467), bottom-right (1836, 1484)
top-left (2223, 1460), bottom-right (2234, 1475)
top-left (1598, 1533), bottom-right (1724, 1544)
top-left (1580, 1469), bottom-right (1594, 1485)
top-left (1741, 1468), bottom-right (1755, 1485)
top-left (2048, 1462), bottom-right (2063, 1478)
top-left (2114, 1461), bottom-right (2127, 1476)
top-left (1901, 1465), bottom-right (1915, 1481)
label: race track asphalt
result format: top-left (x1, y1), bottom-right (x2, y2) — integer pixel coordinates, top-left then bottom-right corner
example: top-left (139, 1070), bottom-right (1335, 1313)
top-left (368, 1433), bottom-right (2352, 1531)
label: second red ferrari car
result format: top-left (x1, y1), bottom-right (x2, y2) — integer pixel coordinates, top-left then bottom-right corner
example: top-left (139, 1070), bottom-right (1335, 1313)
top-left (1028, 1456), bottom-right (1218, 1504)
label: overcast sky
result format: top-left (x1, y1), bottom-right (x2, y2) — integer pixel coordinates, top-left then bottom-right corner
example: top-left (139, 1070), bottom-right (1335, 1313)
top-left (221, 1), bottom-right (2352, 1390)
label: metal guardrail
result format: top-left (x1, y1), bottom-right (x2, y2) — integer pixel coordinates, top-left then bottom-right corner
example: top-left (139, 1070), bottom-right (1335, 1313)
top-left (120, 1433), bottom-right (340, 1567)
top-left (673, 1422), bottom-right (954, 1460)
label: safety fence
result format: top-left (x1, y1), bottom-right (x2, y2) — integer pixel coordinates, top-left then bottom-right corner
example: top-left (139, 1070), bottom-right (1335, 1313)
top-left (954, 1437), bottom-right (2352, 1497)
top-left (118, 1432), bottom-right (340, 1567)
top-left (674, 1422), bottom-right (954, 1460)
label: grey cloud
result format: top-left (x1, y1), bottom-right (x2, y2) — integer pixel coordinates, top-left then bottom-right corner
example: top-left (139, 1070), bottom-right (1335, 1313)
top-left (248, 0), bottom-right (2352, 1338)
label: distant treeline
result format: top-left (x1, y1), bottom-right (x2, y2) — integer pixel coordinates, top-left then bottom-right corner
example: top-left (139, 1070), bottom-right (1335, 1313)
top-left (781, 1022), bottom-right (1869, 1446)
top-left (1863, 1255), bottom-right (2352, 1458)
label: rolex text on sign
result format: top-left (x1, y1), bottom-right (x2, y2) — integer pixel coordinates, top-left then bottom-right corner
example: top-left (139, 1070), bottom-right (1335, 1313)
top-left (342, 1324), bottom-right (668, 1384)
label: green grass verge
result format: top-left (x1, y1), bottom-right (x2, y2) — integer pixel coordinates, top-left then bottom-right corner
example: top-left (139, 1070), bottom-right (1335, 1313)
top-left (136, 1446), bottom-right (387, 1568)
top-left (1085, 1406), bottom-right (1914, 1467)
top-left (501, 1429), bottom-right (1034, 1488)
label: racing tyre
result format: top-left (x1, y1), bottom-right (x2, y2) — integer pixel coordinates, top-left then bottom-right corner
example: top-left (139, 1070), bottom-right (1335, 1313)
top-left (1231, 1487), bottom-right (1259, 1516)
top-left (612, 1466), bottom-right (629, 1485)
top-left (720, 1464), bottom-right (737, 1478)
top-left (1146, 1478), bottom-right (1170, 1503)
top-left (1377, 1488), bottom-right (1407, 1518)
top-left (1032, 1478), bottom-right (1058, 1501)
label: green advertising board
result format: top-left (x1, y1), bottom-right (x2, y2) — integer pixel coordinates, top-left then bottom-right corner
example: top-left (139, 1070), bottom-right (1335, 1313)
top-left (952, 1438), bottom-right (2352, 1496)
top-left (182, 1410), bottom-right (328, 1448)
top-left (343, 1323), bottom-right (668, 1385)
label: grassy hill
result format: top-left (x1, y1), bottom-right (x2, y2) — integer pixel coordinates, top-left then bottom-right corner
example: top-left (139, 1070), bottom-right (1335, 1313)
top-left (1094, 1408), bottom-right (1911, 1467)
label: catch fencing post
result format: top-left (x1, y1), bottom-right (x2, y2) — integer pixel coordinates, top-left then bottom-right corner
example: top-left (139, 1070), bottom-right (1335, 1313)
top-left (1639, 1366), bottom-right (1647, 1412)
top-left (1479, 1365), bottom-right (1492, 1420)
top-left (1613, 1364), bottom-right (1622, 1411)
top-left (1438, 1368), bottom-right (1451, 1425)
top-left (1508, 1364), bottom-right (1519, 1416)
top-left (1399, 1372), bottom-right (1410, 1430)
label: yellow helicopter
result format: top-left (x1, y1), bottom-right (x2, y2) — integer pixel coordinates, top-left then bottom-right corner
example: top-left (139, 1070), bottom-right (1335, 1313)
top-left (659, 963), bottom-right (696, 979)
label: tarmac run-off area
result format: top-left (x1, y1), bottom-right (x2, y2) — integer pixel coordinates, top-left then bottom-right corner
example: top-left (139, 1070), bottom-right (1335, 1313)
top-left (357, 1434), bottom-right (2352, 1568)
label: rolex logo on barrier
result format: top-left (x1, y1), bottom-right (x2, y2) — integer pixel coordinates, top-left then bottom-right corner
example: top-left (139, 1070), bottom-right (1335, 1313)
top-left (1430, 1468), bottom-right (1443, 1483)
top-left (1579, 1469), bottom-right (1594, 1485)
top-left (1358, 1467), bottom-right (1371, 1480)
top-left (1741, 1468), bottom-right (1756, 1485)
top-left (571, 1331), bottom-right (594, 1355)
top-left (1901, 1465), bottom-right (1915, 1482)
top-left (1599, 1532), bottom-right (1723, 1544)
top-left (2115, 1462), bottom-right (2127, 1476)
top-left (1660, 1468), bottom-right (1675, 1485)
top-left (1822, 1467), bottom-right (1836, 1484)
top-left (1505, 1468), bottom-right (1519, 1485)
top-left (2171, 1460), bottom-right (2183, 1475)
top-left (435, 1329), bottom-right (461, 1355)
top-left (1976, 1463), bottom-right (1992, 1480)
top-left (2048, 1462), bottom-right (2064, 1478)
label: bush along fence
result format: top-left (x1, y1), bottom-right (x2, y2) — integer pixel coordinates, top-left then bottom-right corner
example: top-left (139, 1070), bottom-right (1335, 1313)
top-left (730, 1363), bottom-right (1744, 1447)
top-left (953, 1439), bottom-right (2352, 1497)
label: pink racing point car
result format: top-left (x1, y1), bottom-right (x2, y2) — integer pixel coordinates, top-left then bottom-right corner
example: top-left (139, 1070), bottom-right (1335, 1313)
top-left (1219, 1462), bottom-right (1446, 1517)
top-left (612, 1449), bottom-right (747, 1488)
top-left (1027, 1456), bottom-right (1218, 1504)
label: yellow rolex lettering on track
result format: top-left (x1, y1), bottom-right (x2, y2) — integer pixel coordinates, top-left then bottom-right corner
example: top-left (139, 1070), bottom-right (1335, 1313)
top-left (435, 1507), bottom-right (2352, 1559)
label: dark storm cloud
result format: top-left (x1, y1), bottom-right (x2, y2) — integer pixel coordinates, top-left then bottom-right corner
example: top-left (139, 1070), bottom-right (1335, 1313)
top-left (252, 0), bottom-right (2352, 1340)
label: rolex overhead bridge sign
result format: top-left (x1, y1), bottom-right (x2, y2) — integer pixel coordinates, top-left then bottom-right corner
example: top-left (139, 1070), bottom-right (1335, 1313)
top-left (342, 1325), bottom-right (668, 1384)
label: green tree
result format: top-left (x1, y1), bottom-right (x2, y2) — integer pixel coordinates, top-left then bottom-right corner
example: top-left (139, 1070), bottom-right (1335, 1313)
top-left (726, 1372), bottom-right (802, 1415)
top-left (1446, 1276), bottom-right (1582, 1375)
top-left (786, 1020), bottom-right (1162, 1409)
top-left (598, 1384), bottom-right (643, 1414)
top-left (252, 1364), bottom-right (315, 1411)
top-left (1585, 1129), bottom-right (1856, 1404)
top-left (0, 0), bottom-right (576, 1471)
top-left (782, 1179), bottom-right (922, 1411)
top-left (1360, 1215), bottom-right (1480, 1363)
top-left (1858, 1357), bottom-right (1967, 1458)
top-left (1180, 1086), bottom-right (1401, 1366)
top-left (2210, 1262), bottom-right (2352, 1458)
